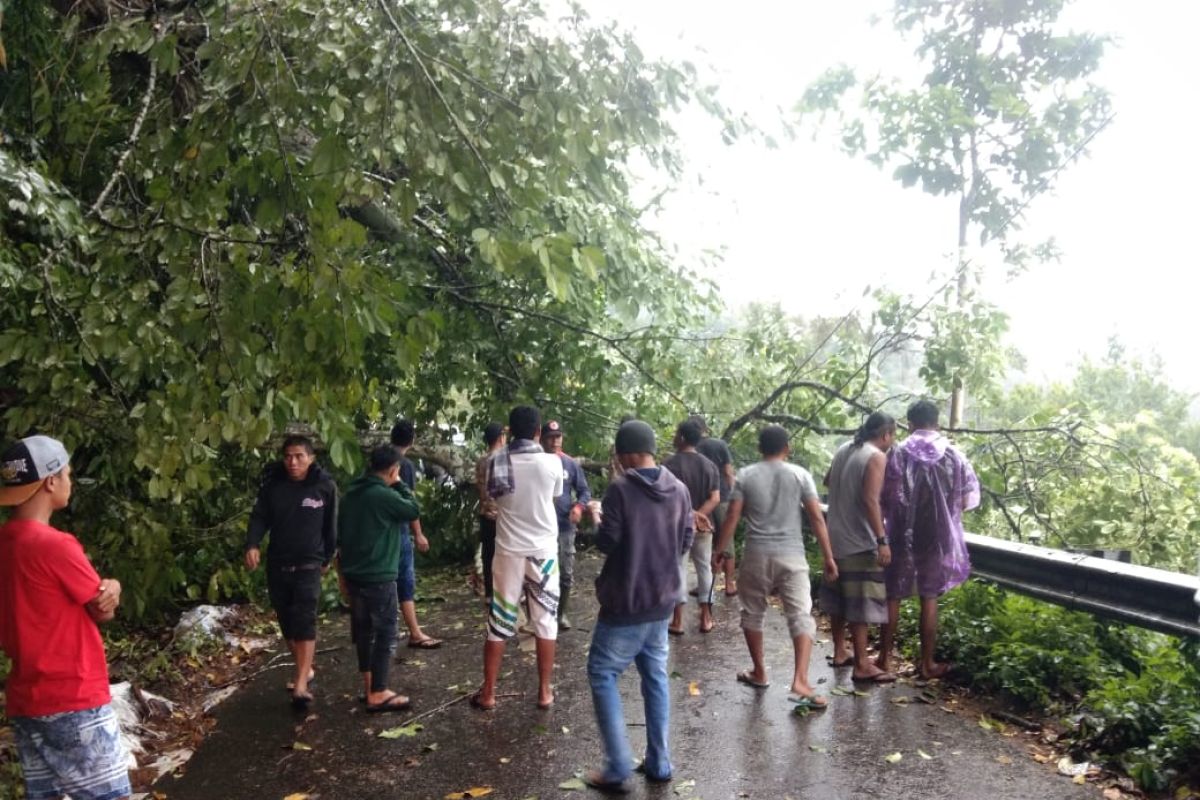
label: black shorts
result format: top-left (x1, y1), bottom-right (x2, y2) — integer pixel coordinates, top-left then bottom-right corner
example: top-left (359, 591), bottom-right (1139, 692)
top-left (267, 565), bottom-right (322, 641)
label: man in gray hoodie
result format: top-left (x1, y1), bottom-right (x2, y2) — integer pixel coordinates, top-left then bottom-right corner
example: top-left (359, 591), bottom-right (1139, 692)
top-left (584, 420), bottom-right (693, 793)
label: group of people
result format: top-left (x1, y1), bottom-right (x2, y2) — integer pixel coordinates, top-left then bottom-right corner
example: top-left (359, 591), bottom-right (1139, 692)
top-left (463, 401), bottom-right (978, 791)
top-left (0, 398), bottom-right (978, 798)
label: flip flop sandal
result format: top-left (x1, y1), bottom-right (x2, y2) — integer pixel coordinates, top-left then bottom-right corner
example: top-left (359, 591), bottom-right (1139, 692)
top-left (468, 691), bottom-right (496, 711)
top-left (788, 694), bottom-right (829, 711)
top-left (634, 762), bottom-right (672, 783)
top-left (408, 637), bottom-right (443, 649)
top-left (290, 690), bottom-right (314, 710)
top-left (667, 627), bottom-right (685, 637)
top-left (584, 771), bottom-right (631, 794)
top-left (736, 670), bottom-right (769, 689)
top-left (826, 656), bottom-right (853, 668)
top-left (852, 671), bottom-right (898, 684)
top-left (366, 694), bottom-right (411, 713)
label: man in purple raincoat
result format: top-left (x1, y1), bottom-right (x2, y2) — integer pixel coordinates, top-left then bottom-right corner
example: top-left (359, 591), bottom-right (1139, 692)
top-left (876, 400), bottom-right (980, 679)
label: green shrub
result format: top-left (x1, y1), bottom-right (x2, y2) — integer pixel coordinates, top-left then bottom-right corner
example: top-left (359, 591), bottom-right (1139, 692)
top-left (898, 580), bottom-right (1200, 791)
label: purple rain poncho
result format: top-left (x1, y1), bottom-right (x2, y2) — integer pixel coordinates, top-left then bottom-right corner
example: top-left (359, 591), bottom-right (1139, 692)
top-left (881, 429), bottom-right (981, 599)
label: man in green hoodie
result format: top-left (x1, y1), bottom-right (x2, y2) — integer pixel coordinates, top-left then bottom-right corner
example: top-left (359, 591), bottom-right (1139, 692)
top-left (338, 445), bottom-right (421, 713)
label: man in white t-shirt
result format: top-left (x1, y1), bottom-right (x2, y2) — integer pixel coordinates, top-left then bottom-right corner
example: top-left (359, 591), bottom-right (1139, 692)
top-left (472, 405), bottom-right (564, 711)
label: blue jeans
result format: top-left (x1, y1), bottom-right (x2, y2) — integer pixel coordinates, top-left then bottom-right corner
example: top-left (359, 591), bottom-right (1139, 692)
top-left (587, 618), bottom-right (672, 782)
top-left (395, 530), bottom-right (415, 603)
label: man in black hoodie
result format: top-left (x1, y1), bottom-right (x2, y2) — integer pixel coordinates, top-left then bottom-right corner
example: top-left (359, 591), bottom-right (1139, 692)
top-left (244, 435), bottom-right (338, 708)
top-left (585, 420), bottom-right (692, 793)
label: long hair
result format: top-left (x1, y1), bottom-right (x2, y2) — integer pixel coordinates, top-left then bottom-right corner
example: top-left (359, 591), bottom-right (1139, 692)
top-left (853, 411), bottom-right (896, 448)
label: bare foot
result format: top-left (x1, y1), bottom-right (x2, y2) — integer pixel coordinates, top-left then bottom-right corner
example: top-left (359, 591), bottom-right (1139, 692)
top-left (921, 662), bottom-right (951, 679)
top-left (789, 680), bottom-right (816, 697)
top-left (873, 654), bottom-right (891, 672)
top-left (699, 610), bottom-right (714, 634)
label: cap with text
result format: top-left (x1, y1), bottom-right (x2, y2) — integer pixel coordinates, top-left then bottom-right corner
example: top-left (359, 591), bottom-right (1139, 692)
top-left (543, 420), bottom-right (564, 437)
top-left (0, 436), bottom-right (71, 506)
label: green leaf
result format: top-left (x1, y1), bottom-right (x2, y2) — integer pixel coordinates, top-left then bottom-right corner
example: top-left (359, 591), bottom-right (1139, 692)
top-left (378, 722), bottom-right (423, 739)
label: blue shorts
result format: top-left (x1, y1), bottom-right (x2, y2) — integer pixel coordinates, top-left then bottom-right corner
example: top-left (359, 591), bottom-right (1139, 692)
top-left (396, 530), bottom-right (415, 603)
top-left (12, 704), bottom-right (132, 800)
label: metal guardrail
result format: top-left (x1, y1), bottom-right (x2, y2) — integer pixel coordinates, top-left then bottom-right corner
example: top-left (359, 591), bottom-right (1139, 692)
top-left (964, 533), bottom-right (1200, 638)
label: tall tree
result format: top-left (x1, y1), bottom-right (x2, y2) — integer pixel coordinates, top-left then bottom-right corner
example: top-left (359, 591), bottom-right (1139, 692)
top-left (802, 0), bottom-right (1111, 426)
top-left (0, 0), bottom-right (744, 615)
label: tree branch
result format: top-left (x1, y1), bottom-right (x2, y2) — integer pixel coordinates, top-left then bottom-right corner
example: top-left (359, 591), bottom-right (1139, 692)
top-left (89, 56), bottom-right (158, 217)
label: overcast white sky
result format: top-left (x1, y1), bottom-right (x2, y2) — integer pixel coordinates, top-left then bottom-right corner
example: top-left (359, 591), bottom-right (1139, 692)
top-left (580, 1), bottom-right (1200, 395)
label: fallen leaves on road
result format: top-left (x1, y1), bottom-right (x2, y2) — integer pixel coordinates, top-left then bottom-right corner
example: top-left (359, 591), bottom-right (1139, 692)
top-left (808, 745), bottom-right (827, 753)
top-left (688, 681), bottom-right (701, 696)
top-left (884, 752), bottom-right (903, 764)
top-left (283, 794), bottom-right (310, 800)
top-left (558, 777), bottom-right (585, 790)
top-left (289, 742), bottom-right (312, 751)
top-left (378, 722), bottom-right (424, 739)
top-left (996, 755), bottom-right (1013, 765)
top-left (917, 749), bottom-right (933, 760)
top-left (673, 778), bottom-right (696, 795)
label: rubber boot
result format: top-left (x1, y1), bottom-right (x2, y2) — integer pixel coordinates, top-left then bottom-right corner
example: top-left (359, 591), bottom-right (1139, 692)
top-left (558, 587), bottom-right (572, 631)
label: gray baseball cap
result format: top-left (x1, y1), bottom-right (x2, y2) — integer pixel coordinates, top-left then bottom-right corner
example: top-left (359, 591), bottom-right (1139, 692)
top-left (0, 435), bottom-right (71, 506)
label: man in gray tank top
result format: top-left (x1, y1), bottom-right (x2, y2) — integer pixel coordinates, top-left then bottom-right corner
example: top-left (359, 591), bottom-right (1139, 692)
top-left (821, 412), bottom-right (897, 684)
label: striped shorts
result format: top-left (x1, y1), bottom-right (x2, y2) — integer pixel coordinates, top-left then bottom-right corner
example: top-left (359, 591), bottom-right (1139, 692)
top-left (12, 704), bottom-right (132, 800)
top-left (488, 551), bottom-right (560, 641)
top-left (819, 550), bottom-right (888, 624)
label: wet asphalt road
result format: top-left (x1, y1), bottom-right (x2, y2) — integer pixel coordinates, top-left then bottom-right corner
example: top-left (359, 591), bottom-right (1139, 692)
top-left (157, 551), bottom-right (1096, 800)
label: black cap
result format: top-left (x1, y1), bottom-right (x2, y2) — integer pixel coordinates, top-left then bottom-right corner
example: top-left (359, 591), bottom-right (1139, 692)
top-left (615, 420), bottom-right (656, 455)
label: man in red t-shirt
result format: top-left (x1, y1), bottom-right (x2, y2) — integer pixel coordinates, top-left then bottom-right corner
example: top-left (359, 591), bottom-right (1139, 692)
top-left (0, 435), bottom-right (130, 800)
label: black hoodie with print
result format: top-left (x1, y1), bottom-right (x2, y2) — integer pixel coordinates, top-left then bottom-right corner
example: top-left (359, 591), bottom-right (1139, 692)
top-left (245, 462), bottom-right (338, 567)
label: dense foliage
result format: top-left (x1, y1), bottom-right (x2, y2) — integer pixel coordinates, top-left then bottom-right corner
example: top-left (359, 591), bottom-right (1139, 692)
top-left (0, 0), bottom-right (744, 617)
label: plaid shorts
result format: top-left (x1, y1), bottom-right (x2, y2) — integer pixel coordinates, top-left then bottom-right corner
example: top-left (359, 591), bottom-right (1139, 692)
top-left (12, 704), bottom-right (132, 800)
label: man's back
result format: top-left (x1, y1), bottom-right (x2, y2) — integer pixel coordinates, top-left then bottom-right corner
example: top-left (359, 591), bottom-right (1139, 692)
top-left (825, 441), bottom-right (883, 558)
top-left (696, 437), bottom-right (733, 500)
top-left (884, 430), bottom-right (979, 537)
top-left (594, 468), bottom-right (693, 623)
top-left (0, 518), bottom-right (109, 717)
top-left (496, 451), bottom-right (563, 556)
top-left (733, 460), bottom-right (819, 553)
top-left (662, 451), bottom-right (719, 512)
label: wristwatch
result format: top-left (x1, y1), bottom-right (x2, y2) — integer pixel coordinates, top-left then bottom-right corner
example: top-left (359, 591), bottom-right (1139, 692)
top-left (876, 537), bottom-right (889, 546)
